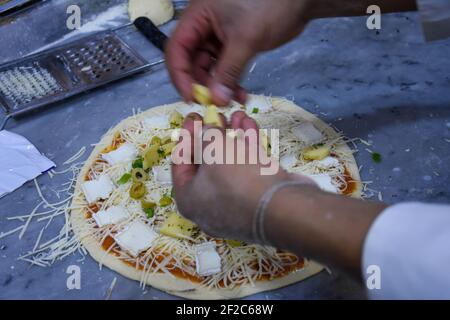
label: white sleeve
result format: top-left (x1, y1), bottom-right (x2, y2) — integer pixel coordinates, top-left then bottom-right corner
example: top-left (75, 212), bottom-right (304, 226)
top-left (416, 0), bottom-right (450, 41)
top-left (362, 202), bottom-right (450, 299)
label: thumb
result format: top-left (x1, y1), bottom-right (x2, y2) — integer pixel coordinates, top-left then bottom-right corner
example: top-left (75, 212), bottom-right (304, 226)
top-left (210, 39), bottom-right (254, 105)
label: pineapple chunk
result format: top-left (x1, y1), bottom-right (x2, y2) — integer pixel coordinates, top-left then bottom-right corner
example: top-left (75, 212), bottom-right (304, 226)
top-left (160, 212), bottom-right (196, 239)
top-left (303, 144), bottom-right (330, 161)
top-left (204, 105), bottom-right (222, 127)
top-left (192, 83), bottom-right (212, 105)
top-left (150, 136), bottom-right (162, 146)
top-left (161, 141), bottom-right (177, 156)
top-left (161, 136), bottom-right (172, 145)
top-left (143, 145), bottom-right (161, 170)
top-left (169, 111), bottom-right (184, 129)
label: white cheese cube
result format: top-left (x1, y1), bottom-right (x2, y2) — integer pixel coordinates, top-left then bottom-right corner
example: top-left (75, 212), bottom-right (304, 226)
top-left (171, 128), bottom-right (181, 142)
top-left (144, 115), bottom-right (170, 129)
top-left (315, 156), bottom-right (340, 169)
top-left (195, 242), bottom-right (221, 276)
top-left (81, 174), bottom-right (114, 204)
top-left (246, 95), bottom-right (272, 113)
top-left (307, 174), bottom-right (338, 193)
top-left (279, 153), bottom-right (297, 170)
top-left (292, 122), bottom-right (324, 145)
top-left (147, 190), bottom-right (161, 203)
top-left (152, 166), bottom-right (172, 186)
top-left (114, 220), bottom-right (158, 257)
top-left (102, 143), bottom-right (138, 165)
top-left (93, 206), bottom-right (129, 227)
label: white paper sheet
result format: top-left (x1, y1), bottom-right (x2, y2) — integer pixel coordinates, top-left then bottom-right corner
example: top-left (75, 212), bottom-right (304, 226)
top-left (0, 130), bottom-right (55, 198)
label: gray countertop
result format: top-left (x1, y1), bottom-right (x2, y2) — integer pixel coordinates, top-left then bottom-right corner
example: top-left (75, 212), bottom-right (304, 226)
top-left (0, 0), bottom-right (449, 300)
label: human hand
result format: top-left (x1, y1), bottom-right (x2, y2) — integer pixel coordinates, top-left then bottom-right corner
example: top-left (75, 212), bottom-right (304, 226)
top-left (166, 0), bottom-right (313, 106)
top-left (171, 111), bottom-right (316, 243)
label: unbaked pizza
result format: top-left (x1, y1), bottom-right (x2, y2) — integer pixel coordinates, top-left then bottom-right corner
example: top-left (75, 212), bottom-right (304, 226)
top-left (70, 94), bottom-right (361, 299)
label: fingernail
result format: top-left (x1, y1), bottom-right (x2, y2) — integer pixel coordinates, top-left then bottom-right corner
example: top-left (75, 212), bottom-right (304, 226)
top-left (211, 83), bottom-right (232, 104)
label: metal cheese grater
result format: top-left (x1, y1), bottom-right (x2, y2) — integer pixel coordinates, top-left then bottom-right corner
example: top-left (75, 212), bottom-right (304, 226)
top-left (0, 17), bottom-right (168, 119)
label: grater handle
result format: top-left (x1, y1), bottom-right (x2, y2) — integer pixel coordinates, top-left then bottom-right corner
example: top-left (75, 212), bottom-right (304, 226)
top-left (134, 17), bottom-right (168, 53)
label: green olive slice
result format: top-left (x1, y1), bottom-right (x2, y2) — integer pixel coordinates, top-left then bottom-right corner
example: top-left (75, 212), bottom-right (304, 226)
top-left (131, 168), bottom-right (148, 182)
top-left (130, 182), bottom-right (146, 199)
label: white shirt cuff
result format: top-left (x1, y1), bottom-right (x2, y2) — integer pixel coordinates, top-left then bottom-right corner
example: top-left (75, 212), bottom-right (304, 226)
top-left (362, 202), bottom-right (450, 299)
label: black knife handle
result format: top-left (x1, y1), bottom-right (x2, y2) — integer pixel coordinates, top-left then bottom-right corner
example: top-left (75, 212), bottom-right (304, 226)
top-left (134, 17), bottom-right (168, 52)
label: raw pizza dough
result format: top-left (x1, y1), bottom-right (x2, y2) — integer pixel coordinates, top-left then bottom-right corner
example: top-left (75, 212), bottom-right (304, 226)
top-left (128, 0), bottom-right (174, 26)
top-left (70, 96), bottom-right (361, 299)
